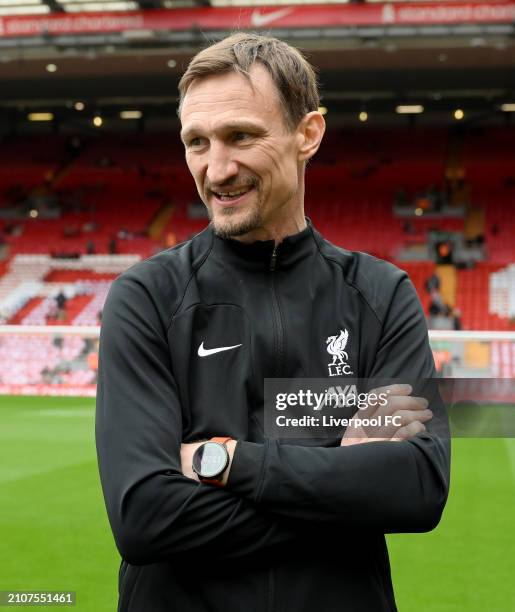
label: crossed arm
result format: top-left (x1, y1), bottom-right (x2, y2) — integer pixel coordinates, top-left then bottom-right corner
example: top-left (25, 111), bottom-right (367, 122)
top-left (95, 273), bottom-right (450, 566)
top-left (181, 382), bottom-right (434, 484)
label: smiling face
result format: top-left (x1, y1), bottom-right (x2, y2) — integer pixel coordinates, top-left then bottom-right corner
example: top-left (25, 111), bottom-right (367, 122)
top-left (180, 63), bottom-right (317, 242)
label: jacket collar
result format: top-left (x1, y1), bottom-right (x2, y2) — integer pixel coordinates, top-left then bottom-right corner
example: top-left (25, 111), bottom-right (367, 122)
top-left (210, 218), bottom-right (318, 271)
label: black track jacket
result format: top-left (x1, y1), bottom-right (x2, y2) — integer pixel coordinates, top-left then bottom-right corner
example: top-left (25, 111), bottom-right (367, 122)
top-left (96, 220), bottom-right (450, 612)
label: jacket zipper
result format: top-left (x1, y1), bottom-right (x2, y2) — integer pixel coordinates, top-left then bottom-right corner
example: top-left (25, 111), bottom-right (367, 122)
top-left (270, 246), bottom-right (277, 272)
top-left (268, 246), bottom-right (280, 612)
top-left (269, 246), bottom-right (284, 377)
top-left (267, 566), bottom-right (276, 612)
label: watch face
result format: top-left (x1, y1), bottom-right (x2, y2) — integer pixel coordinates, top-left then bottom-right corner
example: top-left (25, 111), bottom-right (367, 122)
top-left (192, 442), bottom-right (228, 479)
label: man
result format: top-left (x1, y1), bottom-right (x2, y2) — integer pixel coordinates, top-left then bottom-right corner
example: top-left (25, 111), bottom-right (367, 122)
top-left (96, 33), bottom-right (450, 612)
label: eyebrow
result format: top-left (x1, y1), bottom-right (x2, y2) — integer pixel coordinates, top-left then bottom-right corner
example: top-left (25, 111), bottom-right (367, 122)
top-left (180, 120), bottom-right (266, 144)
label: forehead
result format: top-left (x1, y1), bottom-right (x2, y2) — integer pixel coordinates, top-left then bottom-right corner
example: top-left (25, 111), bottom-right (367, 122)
top-left (180, 64), bottom-right (283, 134)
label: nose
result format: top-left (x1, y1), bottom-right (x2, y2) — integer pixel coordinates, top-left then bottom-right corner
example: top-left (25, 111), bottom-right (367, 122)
top-left (205, 142), bottom-right (238, 188)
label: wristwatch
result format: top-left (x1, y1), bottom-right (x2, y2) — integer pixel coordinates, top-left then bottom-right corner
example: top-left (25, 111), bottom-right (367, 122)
top-left (192, 437), bottom-right (233, 486)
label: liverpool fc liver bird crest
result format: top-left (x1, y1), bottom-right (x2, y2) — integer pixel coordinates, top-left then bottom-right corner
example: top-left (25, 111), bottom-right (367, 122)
top-left (326, 330), bottom-right (349, 365)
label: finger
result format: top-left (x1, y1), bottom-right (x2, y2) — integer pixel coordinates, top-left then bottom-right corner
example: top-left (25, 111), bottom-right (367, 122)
top-left (359, 409), bottom-right (432, 439)
top-left (359, 388), bottom-right (425, 420)
top-left (391, 408), bottom-right (433, 426)
top-left (342, 420), bottom-right (368, 440)
top-left (360, 395), bottom-right (428, 427)
top-left (341, 436), bottom-right (389, 447)
top-left (368, 383), bottom-right (413, 397)
top-left (372, 395), bottom-right (429, 420)
top-left (392, 420), bottom-right (426, 441)
top-left (354, 385), bottom-right (413, 419)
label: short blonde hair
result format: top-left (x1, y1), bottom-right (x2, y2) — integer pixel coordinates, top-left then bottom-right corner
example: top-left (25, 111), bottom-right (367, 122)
top-left (178, 32), bottom-right (320, 132)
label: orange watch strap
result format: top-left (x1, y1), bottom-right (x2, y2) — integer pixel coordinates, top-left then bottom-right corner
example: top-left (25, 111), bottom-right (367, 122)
top-left (210, 436), bottom-right (232, 445)
top-left (207, 478), bottom-right (225, 488)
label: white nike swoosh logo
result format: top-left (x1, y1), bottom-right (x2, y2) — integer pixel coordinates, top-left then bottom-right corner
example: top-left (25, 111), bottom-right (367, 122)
top-left (198, 342), bottom-right (242, 357)
top-left (250, 7), bottom-right (294, 28)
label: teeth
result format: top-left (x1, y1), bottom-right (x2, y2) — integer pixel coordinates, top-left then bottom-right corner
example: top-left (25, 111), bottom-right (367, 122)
top-left (216, 188), bottom-right (250, 197)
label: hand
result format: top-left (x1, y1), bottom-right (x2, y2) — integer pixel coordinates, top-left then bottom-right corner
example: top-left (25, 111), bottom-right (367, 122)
top-left (341, 384), bottom-right (432, 447)
top-left (180, 439), bottom-right (237, 485)
top-left (180, 441), bottom-right (204, 481)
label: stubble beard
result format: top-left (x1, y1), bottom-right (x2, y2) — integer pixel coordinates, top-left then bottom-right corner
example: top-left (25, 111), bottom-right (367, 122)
top-left (208, 188), bottom-right (264, 239)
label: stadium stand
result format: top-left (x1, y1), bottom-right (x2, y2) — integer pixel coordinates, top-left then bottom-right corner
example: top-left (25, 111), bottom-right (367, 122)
top-left (0, 128), bottom-right (513, 333)
top-left (0, 332), bottom-right (95, 387)
top-left (0, 254), bottom-right (139, 324)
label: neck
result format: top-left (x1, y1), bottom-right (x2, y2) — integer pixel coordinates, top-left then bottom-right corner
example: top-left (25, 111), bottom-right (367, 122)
top-left (234, 211), bottom-right (306, 245)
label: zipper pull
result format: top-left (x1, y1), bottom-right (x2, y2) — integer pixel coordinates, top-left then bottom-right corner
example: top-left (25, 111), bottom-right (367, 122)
top-left (270, 246), bottom-right (277, 271)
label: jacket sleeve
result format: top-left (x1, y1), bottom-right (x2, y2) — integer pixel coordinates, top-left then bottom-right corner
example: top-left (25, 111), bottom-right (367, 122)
top-left (95, 269), bottom-right (299, 566)
top-left (226, 274), bottom-right (450, 533)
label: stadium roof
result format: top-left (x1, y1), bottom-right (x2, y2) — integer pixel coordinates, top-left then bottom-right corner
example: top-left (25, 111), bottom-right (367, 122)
top-left (0, 1), bottom-right (513, 125)
top-left (0, 0), bottom-right (358, 17)
top-left (0, 0), bottom-right (514, 15)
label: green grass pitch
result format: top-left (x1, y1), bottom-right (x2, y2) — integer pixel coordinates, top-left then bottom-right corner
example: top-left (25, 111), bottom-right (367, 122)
top-left (1, 396), bottom-right (514, 611)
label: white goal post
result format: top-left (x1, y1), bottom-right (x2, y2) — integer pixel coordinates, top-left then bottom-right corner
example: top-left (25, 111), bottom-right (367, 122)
top-left (1, 325), bottom-right (514, 341)
top-left (0, 326), bottom-right (513, 396)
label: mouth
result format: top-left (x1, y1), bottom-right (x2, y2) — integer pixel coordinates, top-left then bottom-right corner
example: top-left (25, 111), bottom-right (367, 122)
top-left (210, 186), bottom-right (255, 207)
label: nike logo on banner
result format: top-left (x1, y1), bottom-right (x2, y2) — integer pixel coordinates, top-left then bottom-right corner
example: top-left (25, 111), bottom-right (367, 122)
top-left (198, 342), bottom-right (242, 357)
top-left (250, 7), bottom-right (294, 28)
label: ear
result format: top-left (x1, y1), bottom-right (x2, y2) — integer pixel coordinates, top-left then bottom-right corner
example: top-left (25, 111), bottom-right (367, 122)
top-left (296, 111), bottom-right (326, 162)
